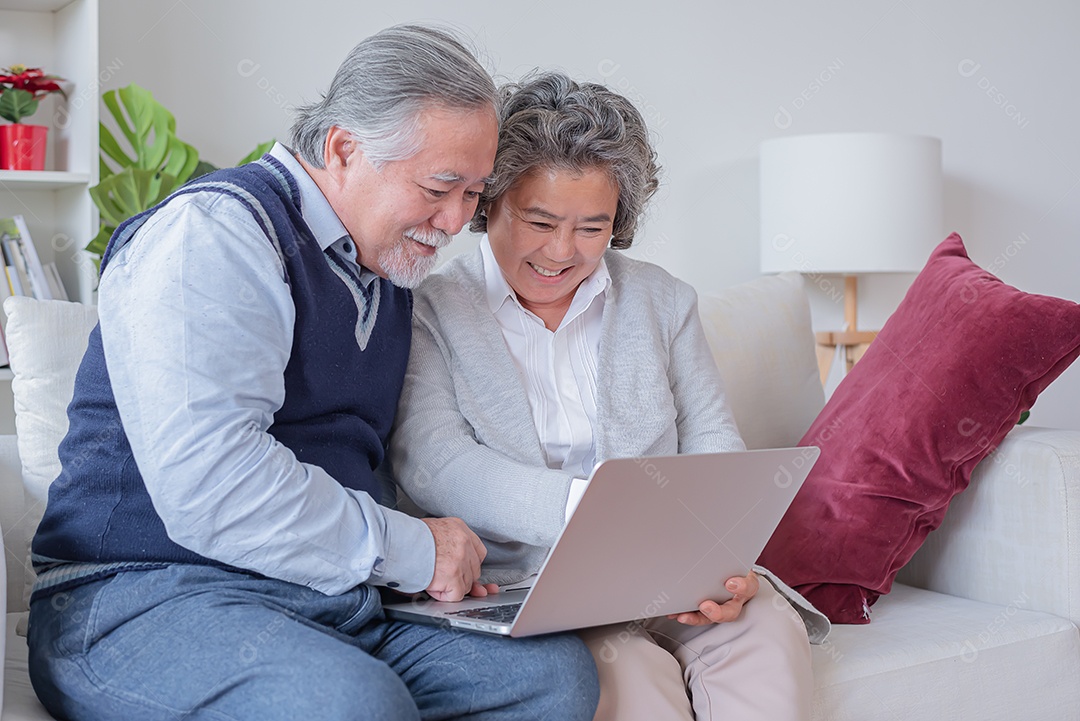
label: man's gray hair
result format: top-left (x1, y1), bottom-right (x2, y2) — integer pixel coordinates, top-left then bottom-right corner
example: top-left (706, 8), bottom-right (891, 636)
top-left (470, 71), bottom-right (660, 249)
top-left (291, 24), bottom-right (496, 169)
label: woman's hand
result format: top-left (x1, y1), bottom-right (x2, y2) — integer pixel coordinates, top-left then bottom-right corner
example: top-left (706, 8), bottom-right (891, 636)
top-left (667, 571), bottom-right (759, 626)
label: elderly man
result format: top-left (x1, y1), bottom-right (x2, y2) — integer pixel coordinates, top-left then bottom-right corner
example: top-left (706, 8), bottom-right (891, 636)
top-left (27, 25), bottom-right (599, 721)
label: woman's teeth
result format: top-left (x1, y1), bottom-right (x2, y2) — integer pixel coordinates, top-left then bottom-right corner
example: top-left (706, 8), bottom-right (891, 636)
top-left (530, 263), bottom-right (564, 277)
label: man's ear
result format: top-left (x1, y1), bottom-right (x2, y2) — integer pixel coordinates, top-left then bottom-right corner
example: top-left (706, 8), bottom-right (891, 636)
top-left (323, 126), bottom-right (360, 176)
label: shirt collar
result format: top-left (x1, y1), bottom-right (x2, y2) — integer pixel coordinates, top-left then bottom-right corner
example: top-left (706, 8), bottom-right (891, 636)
top-left (479, 234), bottom-right (611, 319)
top-left (268, 143), bottom-right (348, 252)
top-left (480, 235), bottom-right (516, 314)
top-left (269, 143), bottom-right (376, 287)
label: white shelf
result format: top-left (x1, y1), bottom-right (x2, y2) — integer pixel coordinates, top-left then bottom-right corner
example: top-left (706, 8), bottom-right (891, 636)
top-left (0, 170), bottom-right (91, 190)
top-left (0, 0), bottom-right (98, 306)
top-left (0, 0), bottom-right (97, 432)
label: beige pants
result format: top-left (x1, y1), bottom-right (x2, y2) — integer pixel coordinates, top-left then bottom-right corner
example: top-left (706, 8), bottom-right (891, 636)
top-left (579, 580), bottom-right (812, 721)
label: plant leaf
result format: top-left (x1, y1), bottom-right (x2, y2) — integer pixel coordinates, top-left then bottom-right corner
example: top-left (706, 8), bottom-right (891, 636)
top-left (0, 88), bottom-right (40, 123)
top-left (162, 135), bottom-right (200, 183)
top-left (102, 90), bottom-right (137, 155)
top-left (100, 84), bottom-right (196, 173)
top-left (85, 225), bottom-right (114, 259)
top-left (237, 140), bottom-right (275, 166)
top-left (188, 160), bottom-right (219, 183)
top-left (98, 122), bottom-right (135, 172)
top-left (88, 168), bottom-right (179, 229)
top-left (87, 85), bottom-right (270, 259)
top-left (116, 85), bottom-right (163, 164)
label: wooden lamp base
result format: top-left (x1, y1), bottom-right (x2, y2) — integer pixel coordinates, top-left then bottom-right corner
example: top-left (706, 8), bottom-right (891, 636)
top-left (815, 276), bottom-right (878, 386)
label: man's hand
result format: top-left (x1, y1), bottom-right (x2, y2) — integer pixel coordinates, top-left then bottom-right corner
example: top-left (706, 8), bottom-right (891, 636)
top-left (668, 571), bottom-right (759, 626)
top-left (420, 517), bottom-right (490, 602)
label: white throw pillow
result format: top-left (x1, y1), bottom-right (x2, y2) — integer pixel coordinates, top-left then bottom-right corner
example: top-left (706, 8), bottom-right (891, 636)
top-left (698, 272), bottom-right (824, 450)
top-left (3, 296), bottom-right (99, 604)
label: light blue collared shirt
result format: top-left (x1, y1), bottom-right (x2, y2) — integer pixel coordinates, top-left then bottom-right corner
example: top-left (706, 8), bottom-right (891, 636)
top-left (96, 143), bottom-right (435, 595)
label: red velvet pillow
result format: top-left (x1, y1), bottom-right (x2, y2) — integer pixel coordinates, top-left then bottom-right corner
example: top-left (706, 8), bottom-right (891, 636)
top-left (758, 233), bottom-right (1080, 624)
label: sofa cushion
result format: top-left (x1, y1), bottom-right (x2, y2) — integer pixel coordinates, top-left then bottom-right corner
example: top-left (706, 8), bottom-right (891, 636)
top-left (4, 297), bottom-right (99, 504)
top-left (2, 296), bottom-right (99, 607)
top-left (698, 271), bottom-right (824, 450)
top-left (898, 425), bottom-right (1080, 627)
top-left (5, 614), bottom-right (53, 720)
top-left (758, 233), bottom-right (1080, 623)
top-left (811, 584), bottom-right (1080, 720)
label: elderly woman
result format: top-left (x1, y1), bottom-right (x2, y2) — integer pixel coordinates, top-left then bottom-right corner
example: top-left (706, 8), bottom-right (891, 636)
top-left (389, 72), bottom-right (817, 720)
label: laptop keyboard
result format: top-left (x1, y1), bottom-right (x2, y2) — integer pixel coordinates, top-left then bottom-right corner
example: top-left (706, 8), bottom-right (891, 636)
top-left (446, 603), bottom-right (522, 623)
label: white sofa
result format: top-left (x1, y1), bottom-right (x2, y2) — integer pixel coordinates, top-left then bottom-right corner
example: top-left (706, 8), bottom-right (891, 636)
top-left (3, 273), bottom-right (1080, 720)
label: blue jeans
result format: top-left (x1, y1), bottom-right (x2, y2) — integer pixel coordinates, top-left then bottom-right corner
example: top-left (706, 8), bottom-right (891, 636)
top-left (28, 565), bottom-right (599, 721)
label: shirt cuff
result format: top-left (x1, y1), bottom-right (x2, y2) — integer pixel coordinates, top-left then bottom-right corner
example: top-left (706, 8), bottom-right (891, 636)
top-left (565, 477), bottom-right (589, 523)
top-left (374, 511), bottom-right (436, 593)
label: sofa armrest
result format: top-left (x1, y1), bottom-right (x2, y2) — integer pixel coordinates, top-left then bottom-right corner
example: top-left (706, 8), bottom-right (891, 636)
top-left (897, 426), bottom-right (1080, 627)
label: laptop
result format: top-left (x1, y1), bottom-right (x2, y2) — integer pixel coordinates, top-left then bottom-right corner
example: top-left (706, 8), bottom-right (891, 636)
top-left (383, 447), bottom-right (819, 637)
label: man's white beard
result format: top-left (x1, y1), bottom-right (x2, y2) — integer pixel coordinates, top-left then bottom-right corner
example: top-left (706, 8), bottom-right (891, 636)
top-left (379, 226), bottom-right (452, 288)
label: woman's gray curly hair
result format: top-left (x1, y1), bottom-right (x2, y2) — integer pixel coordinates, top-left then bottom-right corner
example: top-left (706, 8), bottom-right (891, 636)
top-left (470, 72), bottom-right (660, 250)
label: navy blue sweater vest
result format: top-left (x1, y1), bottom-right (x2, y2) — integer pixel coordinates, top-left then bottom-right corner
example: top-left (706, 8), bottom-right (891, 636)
top-left (33, 157), bottom-right (412, 578)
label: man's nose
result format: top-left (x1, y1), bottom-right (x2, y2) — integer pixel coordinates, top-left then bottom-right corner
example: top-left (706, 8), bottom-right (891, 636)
top-left (430, 197), bottom-right (471, 235)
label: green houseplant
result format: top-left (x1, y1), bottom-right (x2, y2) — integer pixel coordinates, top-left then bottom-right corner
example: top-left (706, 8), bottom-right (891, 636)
top-left (87, 84), bottom-right (272, 259)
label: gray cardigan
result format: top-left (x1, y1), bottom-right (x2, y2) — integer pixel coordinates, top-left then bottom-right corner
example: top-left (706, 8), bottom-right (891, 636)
top-left (389, 246), bottom-right (745, 584)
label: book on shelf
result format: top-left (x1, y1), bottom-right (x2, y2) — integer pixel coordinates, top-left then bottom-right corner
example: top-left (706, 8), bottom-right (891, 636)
top-left (3, 255), bottom-right (24, 296)
top-left (0, 215), bottom-right (67, 301)
top-left (44, 261), bottom-right (69, 301)
top-left (1, 235), bottom-right (32, 297)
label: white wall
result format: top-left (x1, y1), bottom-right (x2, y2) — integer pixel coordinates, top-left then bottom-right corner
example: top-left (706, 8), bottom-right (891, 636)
top-left (99, 0), bottom-right (1079, 429)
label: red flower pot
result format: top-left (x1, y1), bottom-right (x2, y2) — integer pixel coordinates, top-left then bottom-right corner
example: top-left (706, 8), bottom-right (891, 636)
top-left (0, 124), bottom-right (48, 170)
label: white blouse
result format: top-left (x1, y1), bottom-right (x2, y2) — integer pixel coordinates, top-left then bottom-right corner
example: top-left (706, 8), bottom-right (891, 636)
top-left (480, 236), bottom-right (609, 518)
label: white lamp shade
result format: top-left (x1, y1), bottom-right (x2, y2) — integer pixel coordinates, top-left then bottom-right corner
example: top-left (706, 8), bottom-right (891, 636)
top-left (760, 133), bottom-right (943, 274)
